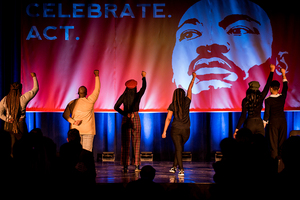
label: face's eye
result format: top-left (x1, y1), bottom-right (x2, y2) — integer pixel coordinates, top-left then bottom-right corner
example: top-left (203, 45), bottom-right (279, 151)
top-left (179, 29), bottom-right (202, 41)
top-left (227, 26), bottom-right (259, 36)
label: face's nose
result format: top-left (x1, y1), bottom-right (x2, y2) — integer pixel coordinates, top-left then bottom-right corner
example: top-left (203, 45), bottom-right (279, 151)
top-left (187, 43), bottom-right (230, 76)
top-left (196, 43), bottom-right (230, 57)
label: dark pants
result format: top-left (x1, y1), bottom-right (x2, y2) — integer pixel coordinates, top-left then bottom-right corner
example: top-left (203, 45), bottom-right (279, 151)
top-left (171, 127), bottom-right (190, 170)
top-left (121, 112), bottom-right (141, 166)
top-left (268, 118), bottom-right (287, 159)
top-left (244, 118), bottom-right (265, 136)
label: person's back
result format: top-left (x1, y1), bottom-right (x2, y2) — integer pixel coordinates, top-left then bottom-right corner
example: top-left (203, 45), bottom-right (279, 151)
top-left (264, 78), bottom-right (287, 121)
top-left (264, 68), bottom-right (288, 159)
top-left (59, 129), bottom-right (96, 186)
top-left (125, 165), bottom-right (164, 200)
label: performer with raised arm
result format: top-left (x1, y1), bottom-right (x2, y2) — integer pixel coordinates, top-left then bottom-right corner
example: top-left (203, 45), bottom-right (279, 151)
top-left (162, 72), bottom-right (196, 176)
top-left (234, 64), bottom-right (275, 138)
top-left (114, 71), bottom-right (146, 172)
top-left (263, 68), bottom-right (288, 159)
top-left (0, 72), bottom-right (39, 154)
top-left (63, 70), bottom-right (100, 152)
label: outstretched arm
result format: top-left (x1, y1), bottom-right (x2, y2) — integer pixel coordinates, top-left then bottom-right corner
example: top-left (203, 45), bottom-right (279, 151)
top-left (138, 71), bottom-right (147, 96)
top-left (21, 72), bottom-right (39, 102)
top-left (187, 72), bottom-right (196, 100)
top-left (281, 68), bottom-right (288, 98)
top-left (162, 110), bottom-right (173, 138)
top-left (260, 64), bottom-right (274, 99)
top-left (88, 70), bottom-right (101, 103)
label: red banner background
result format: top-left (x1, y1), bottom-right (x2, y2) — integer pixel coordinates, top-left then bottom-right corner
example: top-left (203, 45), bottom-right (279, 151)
top-left (21, 0), bottom-right (300, 112)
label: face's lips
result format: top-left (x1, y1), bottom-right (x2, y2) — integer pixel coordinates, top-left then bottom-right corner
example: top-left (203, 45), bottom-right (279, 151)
top-left (193, 57), bottom-right (232, 71)
top-left (188, 57), bottom-right (240, 83)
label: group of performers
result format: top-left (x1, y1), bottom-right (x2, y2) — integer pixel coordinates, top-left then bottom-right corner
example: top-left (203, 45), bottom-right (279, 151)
top-left (0, 64), bottom-right (288, 176)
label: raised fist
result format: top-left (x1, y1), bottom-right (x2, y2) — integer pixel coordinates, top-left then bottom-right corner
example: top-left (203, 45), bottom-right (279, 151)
top-left (141, 71), bottom-right (146, 77)
top-left (94, 70), bottom-right (99, 76)
top-left (269, 64), bottom-right (275, 72)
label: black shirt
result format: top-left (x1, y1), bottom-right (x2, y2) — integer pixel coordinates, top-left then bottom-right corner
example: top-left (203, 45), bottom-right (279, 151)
top-left (114, 77), bottom-right (146, 116)
top-left (264, 81), bottom-right (288, 122)
top-left (236, 72), bottom-right (273, 129)
top-left (168, 96), bottom-right (191, 129)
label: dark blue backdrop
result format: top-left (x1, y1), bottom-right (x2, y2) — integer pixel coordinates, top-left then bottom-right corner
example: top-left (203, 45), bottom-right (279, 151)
top-left (23, 111), bottom-right (300, 161)
top-left (1, 1), bottom-right (300, 161)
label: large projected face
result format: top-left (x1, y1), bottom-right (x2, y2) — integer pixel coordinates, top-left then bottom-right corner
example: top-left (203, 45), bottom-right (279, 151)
top-left (172, 0), bottom-right (273, 94)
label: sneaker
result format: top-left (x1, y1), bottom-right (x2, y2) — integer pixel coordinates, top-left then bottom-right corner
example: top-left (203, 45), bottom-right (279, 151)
top-left (178, 169), bottom-right (184, 176)
top-left (169, 167), bottom-right (176, 173)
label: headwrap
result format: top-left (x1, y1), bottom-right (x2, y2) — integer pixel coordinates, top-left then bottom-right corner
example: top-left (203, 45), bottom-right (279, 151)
top-left (248, 81), bottom-right (260, 91)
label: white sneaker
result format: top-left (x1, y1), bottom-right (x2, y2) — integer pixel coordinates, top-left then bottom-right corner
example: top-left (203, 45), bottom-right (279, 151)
top-left (178, 169), bottom-right (184, 176)
top-left (169, 167), bottom-right (176, 173)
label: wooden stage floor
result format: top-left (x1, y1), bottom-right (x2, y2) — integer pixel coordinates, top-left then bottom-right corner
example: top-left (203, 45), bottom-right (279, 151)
top-left (95, 161), bottom-right (215, 184)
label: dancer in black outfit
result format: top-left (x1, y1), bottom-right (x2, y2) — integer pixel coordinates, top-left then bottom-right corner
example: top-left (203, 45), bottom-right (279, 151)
top-left (234, 64), bottom-right (275, 138)
top-left (162, 72), bottom-right (196, 176)
top-left (263, 68), bottom-right (288, 159)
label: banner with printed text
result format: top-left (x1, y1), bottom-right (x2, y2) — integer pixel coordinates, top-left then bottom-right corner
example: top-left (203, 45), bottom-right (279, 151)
top-left (21, 0), bottom-right (300, 112)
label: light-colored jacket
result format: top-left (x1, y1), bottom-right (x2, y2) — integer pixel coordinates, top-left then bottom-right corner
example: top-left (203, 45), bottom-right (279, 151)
top-left (0, 76), bottom-right (39, 122)
top-left (63, 76), bottom-right (100, 135)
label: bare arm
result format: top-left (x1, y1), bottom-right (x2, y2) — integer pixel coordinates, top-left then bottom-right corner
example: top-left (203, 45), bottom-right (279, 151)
top-left (162, 110), bottom-right (173, 138)
top-left (187, 72), bottom-right (196, 100)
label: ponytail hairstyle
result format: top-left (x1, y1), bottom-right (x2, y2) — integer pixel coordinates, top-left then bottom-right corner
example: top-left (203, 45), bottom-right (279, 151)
top-left (172, 88), bottom-right (186, 120)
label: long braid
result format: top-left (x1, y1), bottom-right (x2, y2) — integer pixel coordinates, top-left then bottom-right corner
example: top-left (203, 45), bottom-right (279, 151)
top-left (6, 82), bottom-right (22, 133)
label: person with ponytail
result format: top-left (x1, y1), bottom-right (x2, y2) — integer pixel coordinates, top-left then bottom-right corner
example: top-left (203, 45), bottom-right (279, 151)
top-left (0, 72), bottom-right (39, 154)
top-left (234, 64), bottom-right (275, 138)
top-left (162, 72), bottom-right (196, 176)
top-left (114, 71), bottom-right (146, 172)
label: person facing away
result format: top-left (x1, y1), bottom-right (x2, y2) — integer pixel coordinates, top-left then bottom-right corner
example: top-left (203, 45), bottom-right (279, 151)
top-left (125, 165), bottom-right (165, 200)
top-left (114, 71), bottom-right (146, 172)
top-left (162, 72), bottom-right (196, 176)
top-left (63, 70), bottom-right (100, 152)
top-left (263, 68), bottom-right (288, 159)
top-left (0, 72), bottom-right (39, 155)
top-left (59, 128), bottom-right (96, 187)
top-left (234, 64), bottom-right (275, 138)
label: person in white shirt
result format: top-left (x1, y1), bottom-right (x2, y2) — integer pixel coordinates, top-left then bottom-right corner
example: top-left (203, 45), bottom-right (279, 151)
top-left (63, 70), bottom-right (100, 152)
top-left (0, 72), bottom-right (39, 154)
